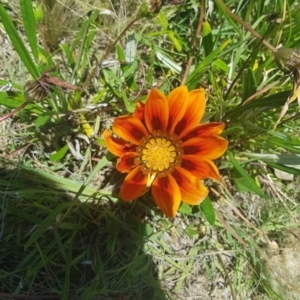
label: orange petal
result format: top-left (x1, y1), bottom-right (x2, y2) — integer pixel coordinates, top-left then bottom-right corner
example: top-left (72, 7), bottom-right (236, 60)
top-left (151, 174), bottom-right (181, 217)
top-left (181, 155), bottom-right (219, 180)
top-left (113, 115), bottom-right (148, 145)
top-left (119, 165), bottom-right (148, 201)
top-left (172, 167), bottom-right (208, 205)
top-left (144, 88), bottom-right (169, 133)
top-left (167, 86), bottom-right (189, 134)
top-left (182, 136), bottom-right (228, 160)
top-left (183, 122), bottom-right (225, 141)
top-left (116, 152), bottom-right (139, 173)
top-left (133, 100), bottom-right (145, 122)
top-left (103, 129), bottom-right (136, 157)
top-left (174, 88), bottom-right (206, 138)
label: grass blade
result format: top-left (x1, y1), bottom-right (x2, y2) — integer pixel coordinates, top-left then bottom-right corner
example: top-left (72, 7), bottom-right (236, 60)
top-left (61, 233), bottom-right (75, 300)
top-left (24, 202), bottom-right (74, 250)
top-left (20, 0), bottom-right (38, 61)
top-left (228, 151), bottom-right (267, 198)
top-left (0, 4), bottom-right (39, 78)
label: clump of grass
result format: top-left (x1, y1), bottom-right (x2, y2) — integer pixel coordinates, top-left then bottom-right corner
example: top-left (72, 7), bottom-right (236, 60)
top-left (37, 0), bottom-right (79, 52)
top-left (1, 0), bottom-right (300, 299)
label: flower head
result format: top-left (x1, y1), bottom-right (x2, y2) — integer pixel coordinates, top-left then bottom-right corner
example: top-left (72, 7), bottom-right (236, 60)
top-left (103, 86), bottom-right (228, 217)
top-left (274, 46), bottom-right (300, 129)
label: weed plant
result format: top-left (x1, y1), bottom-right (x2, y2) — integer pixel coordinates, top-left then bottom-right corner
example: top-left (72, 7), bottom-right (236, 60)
top-left (0, 0), bottom-right (300, 299)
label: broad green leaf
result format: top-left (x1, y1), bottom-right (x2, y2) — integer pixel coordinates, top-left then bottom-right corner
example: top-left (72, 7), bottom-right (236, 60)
top-left (228, 151), bottom-right (267, 198)
top-left (20, 0), bottom-right (38, 61)
top-left (200, 197), bottom-right (215, 225)
top-left (179, 202), bottom-right (192, 215)
top-left (143, 222), bottom-right (154, 237)
top-left (49, 144), bottom-right (69, 162)
top-left (35, 114), bottom-right (52, 128)
top-left (0, 5), bottom-right (39, 78)
top-left (0, 92), bottom-right (24, 109)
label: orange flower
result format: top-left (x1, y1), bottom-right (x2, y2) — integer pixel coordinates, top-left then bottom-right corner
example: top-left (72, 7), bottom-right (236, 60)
top-left (103, 86), bottom-right (228, 217)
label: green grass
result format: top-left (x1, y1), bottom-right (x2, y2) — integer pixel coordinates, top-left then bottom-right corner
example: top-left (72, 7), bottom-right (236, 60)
top-left (1, 0), bottom-right (300, 299)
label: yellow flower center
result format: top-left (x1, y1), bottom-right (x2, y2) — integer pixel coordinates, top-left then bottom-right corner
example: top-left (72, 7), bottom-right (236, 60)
top-left (138, 135), bottom-right (181, 187)
top-left (142, 137), bottom-right (176, 172)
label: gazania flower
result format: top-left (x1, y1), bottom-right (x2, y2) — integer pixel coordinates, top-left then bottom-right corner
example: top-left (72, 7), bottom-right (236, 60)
top-left (103, 86), bottom-right (228, 217)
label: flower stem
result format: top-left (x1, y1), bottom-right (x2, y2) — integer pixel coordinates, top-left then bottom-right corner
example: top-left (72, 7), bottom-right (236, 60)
top-left (0, 101), bottom-right (28, 122)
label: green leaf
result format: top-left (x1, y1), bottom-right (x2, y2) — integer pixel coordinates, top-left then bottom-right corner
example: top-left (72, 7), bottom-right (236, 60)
top-left (200, 197), bottom-right (215, 225)
top-left (0, 5), bottom-right (39, 78)
top-left (261, 132), bottom-right (300, 154)
top-left (186, 39), bottom-right (231, 89)
top-left (202, 21), bottom-right (213, 56)
top-left (155, 50), bottom-right (182, 74)
top-left (60, 43), bottom-right (74, 66)
top-left (241, 152), bottom-right (300, 166)
top-left (213, 58), bottom-right (229, 73)
top-left (7, 202), bottom-right (42, 224)
top-left (49, 144), bottom-right (69, 162)
top-left (24, 202), bottom-right (74, 250)
top-left (20, 0), bottom-right (38, 61)
top-left (179, 202), bottom-right (192, 215)
top-left (70, 9), bottom-right (99, 67)
top-left (117, 42), bottom-right (138, 89)
top-left (0, 92), bottom-right (24, 109)
top-left (224, 91), bottom-right (289, 120)
top-left (242, 68), bottom-right (257, 101)
top-left (35, 114), bottom-right (52, 128)
top-left (266, 162), bottom-right (300, 176)
top-left (228, 151), bottom-right (268, 198)
top-left (125, 33), bottom-right (137, 63)
top-left (61, 233), bottom-right (75, 300)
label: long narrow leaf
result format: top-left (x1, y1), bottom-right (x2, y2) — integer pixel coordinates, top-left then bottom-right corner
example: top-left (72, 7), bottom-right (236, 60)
top-left (0, 5), bottom-right (39, 78)
top-left (61, 233), bottom-right (75, 300)
top-left (186, 39), bottom-right (231, 89)
top-left (225, 91), bottom-right (289, 120)
top-left (20, 0), bottom-right (38, 61)
top-left (200, 197), bottom-right (216, 225)
top-left (24, 202), bottom-right (74, 250)
top-left (228, 151), bottom-right (267, 198)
